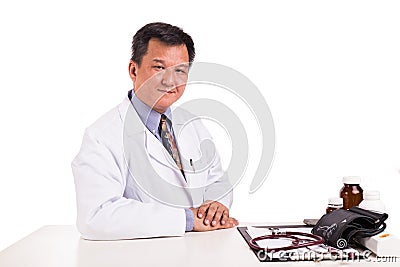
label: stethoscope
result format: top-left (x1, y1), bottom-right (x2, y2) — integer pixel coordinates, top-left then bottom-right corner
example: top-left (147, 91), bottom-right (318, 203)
top-left (249, 228), bottom-right (325, 252)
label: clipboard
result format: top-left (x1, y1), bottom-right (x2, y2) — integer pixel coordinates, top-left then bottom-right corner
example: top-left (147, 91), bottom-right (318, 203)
top-left (237, 225), bottom-right (366, 262)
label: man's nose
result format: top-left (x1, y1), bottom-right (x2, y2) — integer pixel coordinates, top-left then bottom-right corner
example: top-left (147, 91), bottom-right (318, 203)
top-left (161, 69), bottom-right (176, 88)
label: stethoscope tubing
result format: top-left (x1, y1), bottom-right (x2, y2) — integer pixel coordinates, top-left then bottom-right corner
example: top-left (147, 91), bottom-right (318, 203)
top-left (249, 231), bottom-right (325, 252)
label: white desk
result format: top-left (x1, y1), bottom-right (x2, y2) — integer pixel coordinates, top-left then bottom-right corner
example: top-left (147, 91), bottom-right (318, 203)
top-left (0, 224), bottom-right (397, 267)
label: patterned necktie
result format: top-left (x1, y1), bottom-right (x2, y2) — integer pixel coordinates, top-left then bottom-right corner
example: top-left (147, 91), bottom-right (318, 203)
top-left (159, 114), bottom-right (185, 178)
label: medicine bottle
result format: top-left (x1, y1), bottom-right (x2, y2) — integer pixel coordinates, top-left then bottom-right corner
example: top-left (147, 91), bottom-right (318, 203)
top-left (339, 176), bottom-right (363, 209)
top-left (326, 197), bottom-right (343, 214)
top-left (358, 190), bottom-right (386, 213)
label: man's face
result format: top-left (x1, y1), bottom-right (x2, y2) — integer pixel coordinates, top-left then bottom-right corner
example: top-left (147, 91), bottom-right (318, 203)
top-left (129, 38), bottom-right (189, 113)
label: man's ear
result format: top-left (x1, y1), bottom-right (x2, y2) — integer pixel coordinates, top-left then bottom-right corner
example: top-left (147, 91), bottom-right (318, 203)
top-left (128, 60), bottom-right (137, 81)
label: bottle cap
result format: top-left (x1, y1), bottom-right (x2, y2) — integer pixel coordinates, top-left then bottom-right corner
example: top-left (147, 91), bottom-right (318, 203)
top-left (364, 190), bottom-right (380, 200)
top-left (328, 197), bottom-right (343, 206)
top-left (343, 176), bottom-right (361, 184)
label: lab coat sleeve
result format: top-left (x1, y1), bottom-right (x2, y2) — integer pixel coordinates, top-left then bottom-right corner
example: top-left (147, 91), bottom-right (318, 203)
top-left (203, 150), bottom-right (233, 209)
top-left (72, 130), bottom-right (186, 240)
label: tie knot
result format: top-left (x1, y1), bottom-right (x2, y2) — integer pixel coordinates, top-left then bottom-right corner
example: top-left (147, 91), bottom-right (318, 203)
top-left (160, 114), bottom-right (168, 126)
top-left (159, 114), bottom-right (169, 134)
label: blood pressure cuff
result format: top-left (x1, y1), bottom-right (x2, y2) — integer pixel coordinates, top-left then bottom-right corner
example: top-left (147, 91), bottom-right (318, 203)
top-left (311, 207), bottom-right (388, 249)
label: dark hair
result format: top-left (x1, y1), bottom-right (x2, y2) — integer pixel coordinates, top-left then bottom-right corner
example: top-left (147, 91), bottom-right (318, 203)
top-left (131, 22), bottom-right (195, 66)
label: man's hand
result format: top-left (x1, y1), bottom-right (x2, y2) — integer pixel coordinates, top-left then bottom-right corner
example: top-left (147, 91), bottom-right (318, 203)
top-left (196, 200), bottom-right (230, 227)
top-left (190, 207), bottom-right (238, 231)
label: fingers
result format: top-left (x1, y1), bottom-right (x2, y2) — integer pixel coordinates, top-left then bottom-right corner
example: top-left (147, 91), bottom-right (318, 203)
top-left (222, 217), bottom-right (239, 229)
top-left (212, 206), bottom-right (229, 226)
top-left (204, 202), bottom-right (218, 226)
top-left (195, 201), bottom-right (231, 227)
top-left (211, 207), bottom-right (224, 226)
top-left (221, 209), bottom-right (229, 225)
top-left (191, 206), bottom-right (238, 232)
top-left (197, 201), bottom-right (211, 219)
top-left (199, 201), bottom-right (229, 225)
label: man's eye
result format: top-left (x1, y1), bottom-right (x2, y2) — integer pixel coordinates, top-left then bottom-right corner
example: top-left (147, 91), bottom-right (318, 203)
top-left (153, 66), bottom-right (165, 70)
top-left (175, 68), bottom-right (186, 74)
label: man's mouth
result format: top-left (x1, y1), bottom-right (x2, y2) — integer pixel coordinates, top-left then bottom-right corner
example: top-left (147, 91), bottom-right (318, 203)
top-left (157, 89), bottom-right (176, 94)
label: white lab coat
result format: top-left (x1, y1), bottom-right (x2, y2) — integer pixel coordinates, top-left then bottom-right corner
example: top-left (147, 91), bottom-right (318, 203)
top-left (72, 95), bottom-right (233, 240)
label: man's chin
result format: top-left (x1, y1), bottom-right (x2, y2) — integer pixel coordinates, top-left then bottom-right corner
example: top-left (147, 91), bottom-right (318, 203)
top-left (154, 100), bottom-right (177, 112)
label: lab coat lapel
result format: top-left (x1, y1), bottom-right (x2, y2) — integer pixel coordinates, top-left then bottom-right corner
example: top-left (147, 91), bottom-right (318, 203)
top-left (122, 100), bottom-right (192, 207)
top-left (121, 97), bottom-right (186, 181)
top-left (171, 108), bottom-right (203, 185)
top-left (171, 108), bottom-right (209, 206)
top-left (145, 130), bottom-right (181, 174)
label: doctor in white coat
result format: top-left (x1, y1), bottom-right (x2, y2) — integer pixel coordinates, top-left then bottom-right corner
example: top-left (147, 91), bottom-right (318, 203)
top-left (72, 22), bottom-right (238, 240)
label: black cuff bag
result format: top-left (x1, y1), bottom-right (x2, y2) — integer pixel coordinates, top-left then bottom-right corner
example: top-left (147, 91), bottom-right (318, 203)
top-left (311, 206), bottom-right (388, 249)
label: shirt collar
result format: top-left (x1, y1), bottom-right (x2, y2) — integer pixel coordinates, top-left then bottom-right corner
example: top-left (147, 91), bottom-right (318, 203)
top-left (129, 90), bottom-right (172, 133)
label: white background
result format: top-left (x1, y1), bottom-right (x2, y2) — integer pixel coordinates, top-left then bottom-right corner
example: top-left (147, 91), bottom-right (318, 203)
top-left (1, 0), bottom-right (399, 251)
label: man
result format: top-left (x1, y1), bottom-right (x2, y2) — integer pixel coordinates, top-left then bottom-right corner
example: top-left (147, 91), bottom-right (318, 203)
top-left (72, 22), bottom-right (238, 240)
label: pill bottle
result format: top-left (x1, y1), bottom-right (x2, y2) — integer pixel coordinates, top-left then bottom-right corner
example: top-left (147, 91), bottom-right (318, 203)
top-left (326, 197), bottom-right (343, 214)
top-left (358, 190), bottom-right (386, 213)
top-left (340, 176), bottom-right (363, 209)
